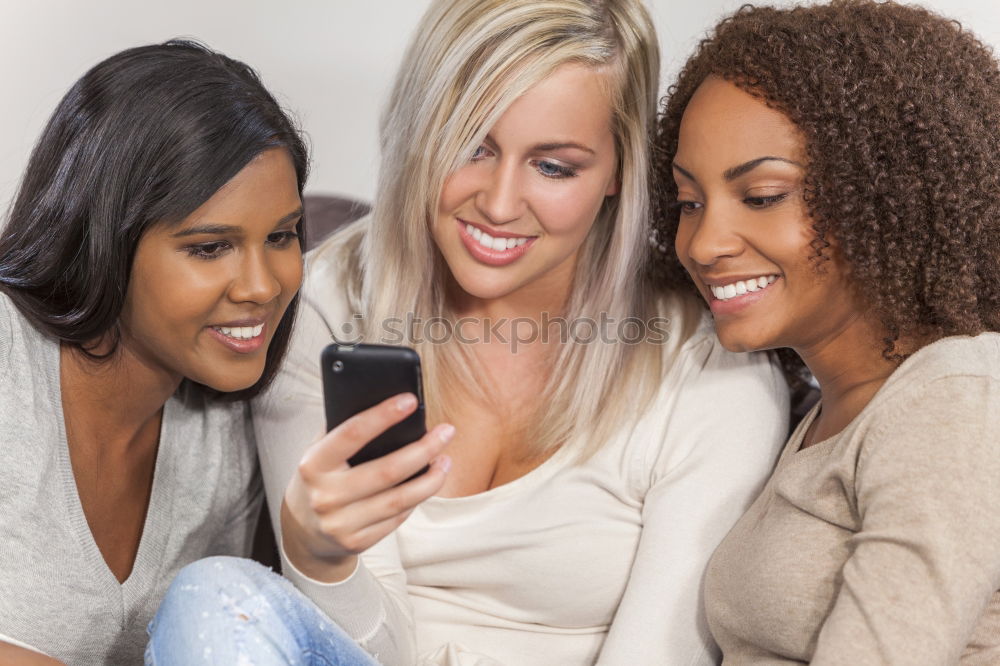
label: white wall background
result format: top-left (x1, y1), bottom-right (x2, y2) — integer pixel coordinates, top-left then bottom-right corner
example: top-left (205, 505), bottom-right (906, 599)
top-left (1, 0), bottom-right (998, 212)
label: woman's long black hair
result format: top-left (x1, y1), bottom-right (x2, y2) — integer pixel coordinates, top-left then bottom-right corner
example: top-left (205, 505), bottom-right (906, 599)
top-left (0, 39), bottom-right (309, 400)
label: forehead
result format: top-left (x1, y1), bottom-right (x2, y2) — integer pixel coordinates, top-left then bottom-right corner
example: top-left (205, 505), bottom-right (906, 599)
top-left (173, 149), bottom-right (300, 228)
top-left (676, 76), bottom-right (805, 166)
top-left (490, 62), bottom-right (615, 144)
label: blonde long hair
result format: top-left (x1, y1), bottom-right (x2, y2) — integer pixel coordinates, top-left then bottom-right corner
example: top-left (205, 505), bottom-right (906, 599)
top-left (337, 0), bottom-right (691, 459)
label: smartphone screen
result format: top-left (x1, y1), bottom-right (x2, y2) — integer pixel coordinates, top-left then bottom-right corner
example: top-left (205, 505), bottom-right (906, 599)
top-left (321, 343), bottom-right (429, 474)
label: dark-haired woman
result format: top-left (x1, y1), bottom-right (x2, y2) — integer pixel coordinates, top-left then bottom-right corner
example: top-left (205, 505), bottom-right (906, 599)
top-left (652, 1), bottom-right (1000, 663)
top-left (0, 41), bottom-right (308, 665)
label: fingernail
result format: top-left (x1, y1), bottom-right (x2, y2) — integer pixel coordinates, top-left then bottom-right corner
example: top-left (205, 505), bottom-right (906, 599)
top-left (395, 393), bottom-right (417, 411)
top-left (436, 455), bottom-right (452, 473)
top-left (438, 424), bottom-right (456, 443)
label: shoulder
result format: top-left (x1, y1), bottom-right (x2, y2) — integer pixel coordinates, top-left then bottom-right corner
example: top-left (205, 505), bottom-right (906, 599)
top-left (632, 302), bottom-right (789, 485)
top-left (866, 333), bottom-right (1000, 427)
top-left (0, 291), bottom-right (14, 366)
top-left (893, 333), bottom-right (1000, 381)
top-left (293, 217), bottom-right (369, 343)
top-left (303, 218), bottom-right (366, 305)
top-left (854, 334), bottom-right (1000, 474)
top-left (0, 290), bottom-right (37, 376)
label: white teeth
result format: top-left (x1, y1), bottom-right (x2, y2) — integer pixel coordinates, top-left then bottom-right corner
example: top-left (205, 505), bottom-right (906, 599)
top-left (467, 225), bottom-right (531, 252)
top-left (710, 275), bottom-right (780, 302)
top-left (214, 324), bottom-right (264, 340)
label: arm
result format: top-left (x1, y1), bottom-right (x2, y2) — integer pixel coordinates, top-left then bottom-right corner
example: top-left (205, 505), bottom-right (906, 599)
top-left (598, 339), bottom-right (789, 665)
top-left (810, 375), bottom-right (1000, 665)
top-left (252, 271), bottom-right (446, 665)
top-left (0, 640), bottom-right (63, 666)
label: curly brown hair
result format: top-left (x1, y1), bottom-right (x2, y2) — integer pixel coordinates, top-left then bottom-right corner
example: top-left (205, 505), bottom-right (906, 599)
top-left (651, 0), bottom-right (1000, 382)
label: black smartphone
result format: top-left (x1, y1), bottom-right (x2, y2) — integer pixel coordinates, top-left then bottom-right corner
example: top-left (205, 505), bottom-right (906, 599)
top-left (321, 343), bottom-right (429, 476)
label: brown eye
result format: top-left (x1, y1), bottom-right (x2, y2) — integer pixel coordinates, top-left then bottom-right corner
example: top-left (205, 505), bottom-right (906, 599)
top-left (185, 241), bottom-right (230, 259)
top-left (675, 200), bottom-right (703, 215)
top-left (267, 230), bottom-right (299, 247)
top-left (743, 193), bottom-right (788, 209)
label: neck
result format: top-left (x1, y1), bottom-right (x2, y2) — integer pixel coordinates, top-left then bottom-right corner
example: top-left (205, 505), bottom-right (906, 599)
top-left (795, 313), bottom-right (898, 443)
top-left (60, 337), bottom-right (182, 450)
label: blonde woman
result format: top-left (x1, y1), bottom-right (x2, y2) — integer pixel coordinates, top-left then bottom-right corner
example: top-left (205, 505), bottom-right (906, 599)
top-left (150, 1), bottom-right (788, 664)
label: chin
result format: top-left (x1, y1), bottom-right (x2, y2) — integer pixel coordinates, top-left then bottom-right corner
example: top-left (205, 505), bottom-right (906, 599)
top-left (714, 326), bottom-right (777, 354)
top-left (191, 366), bottom-right (266, 394)
top-left (452, 269), bottom-right (524, 302)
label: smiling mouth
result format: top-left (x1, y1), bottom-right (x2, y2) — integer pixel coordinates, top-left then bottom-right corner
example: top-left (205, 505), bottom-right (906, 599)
top-left (457, 219), bottom-right (536, 267)
top-left (708, 274), bottom-right (779, 301)
top-left (464, 222), bottom-right (532, 251)
top-left (212, 324), bottom-right (264, 340)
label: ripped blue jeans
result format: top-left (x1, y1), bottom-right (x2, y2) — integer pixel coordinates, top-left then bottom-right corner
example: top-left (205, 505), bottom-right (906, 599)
top-left (145, 556), bottom-right (379, 666)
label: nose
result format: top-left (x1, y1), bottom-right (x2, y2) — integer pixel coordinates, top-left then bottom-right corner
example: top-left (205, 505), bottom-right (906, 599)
top-left (228, 249), bottom-right (282, 305)
top-left (680, 202), bottom-right (744, 267)
top-left (475, 161), bottom-right (525, 225)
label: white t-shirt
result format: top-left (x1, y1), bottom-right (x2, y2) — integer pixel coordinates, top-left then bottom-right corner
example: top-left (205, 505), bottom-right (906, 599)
top-left (252, 228), bottom-right (789, 665)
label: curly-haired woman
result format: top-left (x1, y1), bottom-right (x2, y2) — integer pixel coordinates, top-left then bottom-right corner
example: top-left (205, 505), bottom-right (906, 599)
top-left (652, 0), bottom-right (1000, 663)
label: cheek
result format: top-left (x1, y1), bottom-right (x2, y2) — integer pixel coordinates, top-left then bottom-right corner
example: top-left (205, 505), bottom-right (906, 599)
top-left (529, 179), bottom-right (606, 236)
top-left (128, 252), bottom-right (207, 325)
top-left (773, 222), bottom-right (816, 264)
top-left (438, 168), bottom-right (477, 216)
top-left (673, 221), bottom-right (696, 272)
top-left (275, 252), bottom-right (304, 303)
top-left (162, 263), bottom-right (229, 316)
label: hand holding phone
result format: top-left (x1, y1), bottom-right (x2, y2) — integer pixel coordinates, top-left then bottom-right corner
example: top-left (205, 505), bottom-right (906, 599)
top-left (279, 345), bottom-right (454, 584)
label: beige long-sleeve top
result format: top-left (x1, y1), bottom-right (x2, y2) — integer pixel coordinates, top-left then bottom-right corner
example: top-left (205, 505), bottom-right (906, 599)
top-left (252, 227), bottom-right (790, 666)
top-left (705, 333), bottom-right (1000, 665)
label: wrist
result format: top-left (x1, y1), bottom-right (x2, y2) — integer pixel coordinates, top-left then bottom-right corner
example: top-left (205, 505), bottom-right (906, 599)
top-left (279, 499), bottom-right (358, 583)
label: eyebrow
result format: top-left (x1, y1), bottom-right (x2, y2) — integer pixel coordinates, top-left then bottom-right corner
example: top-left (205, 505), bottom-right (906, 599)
top-left (672, 156), bottom-right (802, 183)
top-left (534, 141), bottom-right (595, 155)
top-left (171, 206), bottom-right (304, 238)
top-left (484, 134), bottom-right (596, 156)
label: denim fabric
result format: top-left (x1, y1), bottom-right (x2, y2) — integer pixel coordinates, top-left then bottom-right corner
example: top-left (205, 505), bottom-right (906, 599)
top-left (146, 556), bottom-right (379, 666)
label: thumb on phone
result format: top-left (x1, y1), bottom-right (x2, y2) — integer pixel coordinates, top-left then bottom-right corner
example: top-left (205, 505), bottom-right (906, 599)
top-left (297, 392), bottom-right (418, 481)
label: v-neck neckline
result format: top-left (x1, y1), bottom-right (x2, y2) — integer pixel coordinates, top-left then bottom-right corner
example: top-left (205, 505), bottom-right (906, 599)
top-left (48, 336), bottom-right (176, 605)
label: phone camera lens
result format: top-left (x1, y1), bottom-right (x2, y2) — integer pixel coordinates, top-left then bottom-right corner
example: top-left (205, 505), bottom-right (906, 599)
top-left (332, 360), bottom-right (344, 373)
